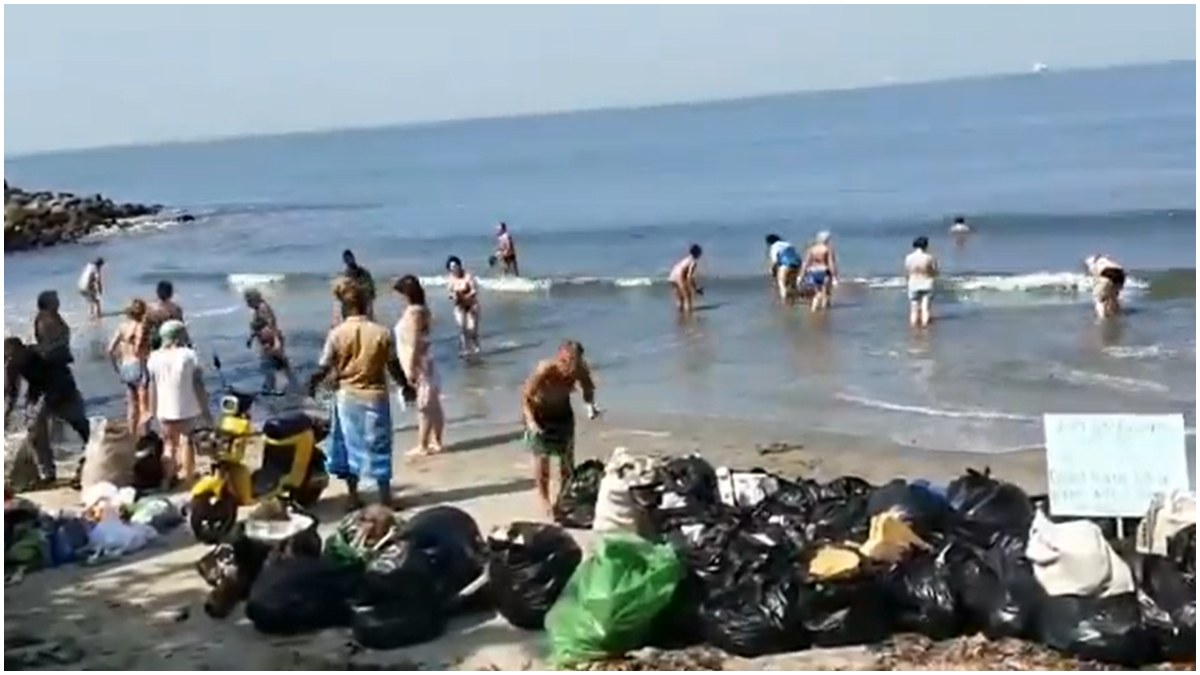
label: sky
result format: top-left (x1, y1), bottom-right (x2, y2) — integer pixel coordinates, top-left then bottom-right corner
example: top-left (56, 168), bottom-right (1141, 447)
top-left (4, 4), bottom-right (1196, 156)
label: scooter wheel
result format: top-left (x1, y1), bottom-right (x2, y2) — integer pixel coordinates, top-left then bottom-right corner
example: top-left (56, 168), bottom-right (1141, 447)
top-left (190, 489), bottom-right (237, 544)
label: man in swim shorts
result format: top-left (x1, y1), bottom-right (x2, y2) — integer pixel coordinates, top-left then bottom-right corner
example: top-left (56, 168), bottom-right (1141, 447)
top-left (78, 258), bottom-right (104, 319)
top-left (905, 236), bottom-right (939, 327)
top-left (1085, 254), bottom-right (1126, 319)
top-left (765, 234), bottom-right (802, 302)
top-left (494, 222), bottom-right (519, 276)
top-left (333, 249), bottom-right (376, 324)
top-left (668, 244), bottom-right (704, 314)
top-left (800, 231), bottom-right (839, 311)
top-left (521, 340), bottom-right (599, 515)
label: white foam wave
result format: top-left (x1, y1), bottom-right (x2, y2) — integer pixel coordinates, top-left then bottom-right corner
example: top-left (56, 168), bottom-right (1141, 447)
top-left (417, 276), bottom-right (553, 293)
top-left (227, 274), bottom-right (287, 292)
top-left (836, 393), bottom-right (1038, 422)
top-left (1049, 366), bottom-right (1170, 394)
top-left (1102, 345), bottom-right (1174, 360)
top-left (852, 271), bottom-right (1148, 294)
top-left (189, 305), bottom-right (241, 320)
top-left (79, 216), bottom-right (181, 242)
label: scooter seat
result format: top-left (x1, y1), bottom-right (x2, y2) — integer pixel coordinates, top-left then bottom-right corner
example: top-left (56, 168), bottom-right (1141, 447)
top-left (263, 413), bottom-right (313, 442)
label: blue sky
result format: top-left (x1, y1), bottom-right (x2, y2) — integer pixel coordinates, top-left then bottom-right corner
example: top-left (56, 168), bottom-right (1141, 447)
top-left (5, 4), bottom-right (1195, 155)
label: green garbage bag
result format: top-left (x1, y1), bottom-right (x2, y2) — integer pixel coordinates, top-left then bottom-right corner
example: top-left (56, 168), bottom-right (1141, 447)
top-left (546, 535), bottom-right (683, 667)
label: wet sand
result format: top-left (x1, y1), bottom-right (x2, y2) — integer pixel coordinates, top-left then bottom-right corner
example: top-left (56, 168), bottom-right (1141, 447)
top-left (4, 410), bottom-right (1047, 670)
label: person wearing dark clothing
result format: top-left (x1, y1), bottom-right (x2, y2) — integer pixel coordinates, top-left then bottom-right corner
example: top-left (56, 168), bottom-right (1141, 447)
top-left (332, 249), bottom-right (377, 324)
top-left (4, 337), bottom-right (90, 483)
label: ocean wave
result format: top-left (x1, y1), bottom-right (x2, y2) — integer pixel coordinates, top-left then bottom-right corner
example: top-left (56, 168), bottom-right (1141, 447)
top-left (213, 268), bottom-right (1178, 299)
top-left (835, 393), bottom-right (1039, 422)
top-left (1048, 366), bottom-right (1171, 394)
top-left (1102, 345), bottom-right (1176, 360)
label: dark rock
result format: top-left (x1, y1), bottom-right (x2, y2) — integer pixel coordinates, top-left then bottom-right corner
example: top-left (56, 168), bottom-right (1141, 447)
top-left (4, 184), bottom-right (170, 252)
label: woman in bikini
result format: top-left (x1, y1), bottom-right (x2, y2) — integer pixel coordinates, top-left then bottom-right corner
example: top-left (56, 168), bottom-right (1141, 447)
top-left (800, 231), bottom-right (839, 312)
top-left (107, 299), bottom-right (151, 433)
top-left (446, 255), bottom-right (481, 355)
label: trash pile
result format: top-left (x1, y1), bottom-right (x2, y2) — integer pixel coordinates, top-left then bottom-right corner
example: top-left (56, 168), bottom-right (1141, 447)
top-left (4, 480), bottom-right (182, 582)
top-left (191, 448), bottom-right (1194, 669)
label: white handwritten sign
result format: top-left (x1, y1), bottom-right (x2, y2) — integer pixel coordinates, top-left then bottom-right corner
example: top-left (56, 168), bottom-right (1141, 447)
top-left (1044, 414), bottom-right (1189, 517)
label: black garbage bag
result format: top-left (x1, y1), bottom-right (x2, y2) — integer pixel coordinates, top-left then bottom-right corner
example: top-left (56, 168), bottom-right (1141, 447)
top-left (246, 556), bottom-right (354, 635)
top-left (487, 522), bottom-right (582, 630)
top-left (796, 547), bottom-right (892, 648)
top-left (1037, 593), bottom-right (1155, 665)
top-left (883, 549), bottom-right (961, 639)
top-left (400, 505), bottom-right (486, 604)
top-left (946, 468), bottom-right (1033, 545)
top-left (697, 537), bottom-right (807, 657)
top-left (132, 432), bottom-right (165, 494)
top-left (771, 477), bottom-right (822, 514)
top-left (867, 479), bottom-right (955, 540)
top-left (1131, 552), bottom-right (1196, 662)
top-left (818, 476), bottom-right (874, 501)
top-left (659, 455), bottom-right (719, 509)
top-left (553, 459), bottom-right (605, 529)
top-left (808, 495), bottom-right (871, 543)
top-left (1168, 524), bottom-right (1196, 580)
top-left (199, 517), bottom-right (321, 619)
top-left (351, 540), bottom-right (446, 649)
top-left (948, 534), bottom-right (1043, 639)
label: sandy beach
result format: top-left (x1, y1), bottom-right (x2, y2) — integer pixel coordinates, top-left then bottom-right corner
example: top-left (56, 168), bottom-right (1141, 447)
top-left (3, 410), bottom-right (1052, 670)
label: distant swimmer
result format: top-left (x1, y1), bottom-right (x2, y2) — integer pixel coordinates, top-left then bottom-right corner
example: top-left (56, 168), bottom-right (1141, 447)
top-left (1084, 254), bottom-right (1126, 320)
top-left (333, 249), bottom-right (376, 324)
top-left (949, 216), bottom-right (971, 235)
top-left (668, 244), bottom-right (704, 314)
top-left (446, 255), bottom-right (482, 356)
top-left (800, 231), bottom-right (839, 312)
top-left (905, 236), bottom-right (939, 328)
top-left (765, 234), bottom-right (802, 303)
top-left (78, 257), bottom-right (105, 319)
top-left (493, 222), bottom-right (520, 276)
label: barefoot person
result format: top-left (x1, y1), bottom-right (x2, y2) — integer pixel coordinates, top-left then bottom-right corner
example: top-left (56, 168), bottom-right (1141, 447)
top-left (146, 280), bottom-right (185, 350)
top-left (308, 284), bottom-right (413, 510)
top-left (446, 255), bottom-right (481, 355)
top-left (765, 234), bottom-right (802, 302)
top-left (905, 236), bottom-right (939, 328)
top-left (78, 258), bottom-right (105, 319)
top-left (333, 249), bottom-right (377, 324)
top-left (107, 299), bottom-right (151, 433)
top-left (394, 275), bottom-right (444, 457)
top-left (146, 320), bottom-right (209, 487)
top-left (4, 337), bottom-right (90, 486)
top-left (668, 244), bottom-right (704, 314)
top-left (1085, 254), bottom-right (1127, 319)
top-left (494, 222), bottom-right (519, 276)
top-left (521, 340), bottom-right (600, 515)
top-left (244, 290), bottom-right (292, 393)
top-left (800, 231), bottom-right (839, 311)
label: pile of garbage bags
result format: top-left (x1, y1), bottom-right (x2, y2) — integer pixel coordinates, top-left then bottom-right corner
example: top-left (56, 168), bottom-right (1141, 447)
top-left (540, 450), bottom-right (1196, 666)
top-left (4, 482), bottom-right (181, 579)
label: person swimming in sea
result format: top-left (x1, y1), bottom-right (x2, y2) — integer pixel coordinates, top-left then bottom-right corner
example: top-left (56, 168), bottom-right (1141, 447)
top-left (800, 231), bottom-right (839, 311)
top-left (765, 234), bottom-right (802, 303)
top-left (668, 244), bottom-right (704, 314)
top-left (1084, 254), bottom-right (1126, 320)
top-left (905, 236), bottom-right (939, 328)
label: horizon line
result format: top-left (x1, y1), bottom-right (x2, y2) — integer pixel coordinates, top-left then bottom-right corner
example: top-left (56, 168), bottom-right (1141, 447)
top-left (6, 57), bottom-right (1193, 161)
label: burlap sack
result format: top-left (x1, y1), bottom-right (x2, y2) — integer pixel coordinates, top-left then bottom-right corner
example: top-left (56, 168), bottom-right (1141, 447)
top-left (79, 417), bottom-right (137, 491)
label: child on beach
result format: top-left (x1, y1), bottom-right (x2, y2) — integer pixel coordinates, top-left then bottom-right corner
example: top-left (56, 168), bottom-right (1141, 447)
top-left (521, 340), bottom-right (600, 516)
top-left (669, 244), bottom-right (704, 314)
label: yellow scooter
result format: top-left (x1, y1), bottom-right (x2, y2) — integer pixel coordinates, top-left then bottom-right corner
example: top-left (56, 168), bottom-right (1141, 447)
top-left (189, 356), bottom-right (330, 544)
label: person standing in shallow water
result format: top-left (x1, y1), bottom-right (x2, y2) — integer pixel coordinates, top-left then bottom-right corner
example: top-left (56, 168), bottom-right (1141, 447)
top-left (521, 340), bottom-right (600, 516)
top-left (146, 280), bottom-right (184, 350)
top-left (493, 222), bottom-right (519, 276)
top-left (333, 249), bottom-right (377, 324)
top-left (668, 244), bottom-right (704, 314)
top-left (393, 275), bottom-right (444, 457)
top-left (78, 257), bottom-right (104, 319)
top-left (309, 284), bottom-right (414, 510)
top-left (1084, 254), bottom-right (1127, 320)
top-left (107, 299), bottom-right (151, 433)
top-left (446, 255), bottom-right (482, 356)
top-left (905, 236), bottom-right (939, 328)
top-left (800, 231), bottom-right (839, 312)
